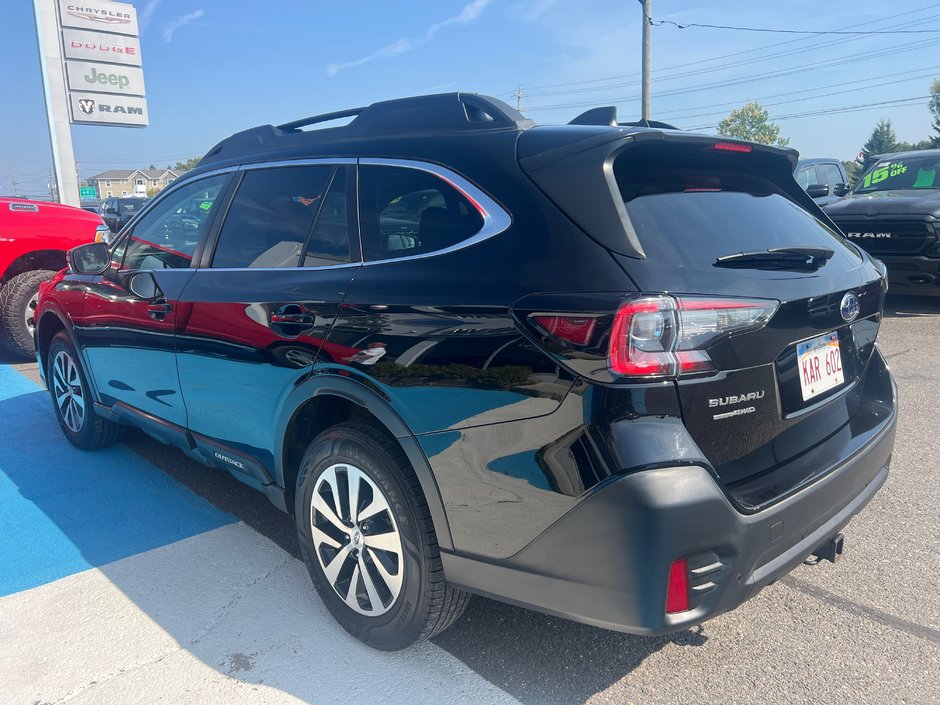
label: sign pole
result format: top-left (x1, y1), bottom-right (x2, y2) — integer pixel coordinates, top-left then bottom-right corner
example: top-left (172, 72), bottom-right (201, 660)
top-left (33, 0), bottom-right (80, 205)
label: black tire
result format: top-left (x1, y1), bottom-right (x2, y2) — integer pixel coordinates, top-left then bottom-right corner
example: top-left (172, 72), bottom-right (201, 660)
top-left (295, 422), bottom-right (470, 650)
top-left (47, 332), bottom-right (122, 450)
top-left (0, 269), bottom-right (56, 359)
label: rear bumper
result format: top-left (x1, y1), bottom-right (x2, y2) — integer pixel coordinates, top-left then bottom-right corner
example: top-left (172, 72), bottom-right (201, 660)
top-left (881, 255), bottom-right (940, 295)
top-left (442, 381), bottom-right (897, 635)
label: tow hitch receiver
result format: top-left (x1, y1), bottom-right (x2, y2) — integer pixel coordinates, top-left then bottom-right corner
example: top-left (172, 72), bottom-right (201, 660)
top-left (807, 532), bottom-right (845, 565)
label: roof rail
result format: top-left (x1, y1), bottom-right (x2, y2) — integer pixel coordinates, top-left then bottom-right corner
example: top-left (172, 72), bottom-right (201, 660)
top-left (276, 107), bottom-right (366, 132)
top-left (198, 93), bottom-right (533, 166)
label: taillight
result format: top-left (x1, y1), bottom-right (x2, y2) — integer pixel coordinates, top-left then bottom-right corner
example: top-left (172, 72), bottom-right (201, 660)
top-left (532, 315), bottom-right (597, 347)
top-left (609, 295), bottom-right (778, 378)
top-left (710, 141), bottom-right (753, 153)
top-left (666, 558), bottom-right (690, 614)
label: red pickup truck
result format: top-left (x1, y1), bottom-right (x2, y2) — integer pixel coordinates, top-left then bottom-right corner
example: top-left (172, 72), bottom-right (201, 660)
top-left (0, 198), bottom-right (108, 358)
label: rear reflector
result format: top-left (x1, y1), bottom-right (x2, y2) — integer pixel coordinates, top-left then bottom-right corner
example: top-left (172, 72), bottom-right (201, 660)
top-left (666, 558), bottom-right (690, 613)
top-left (711, 141), bottom-right (753, 153)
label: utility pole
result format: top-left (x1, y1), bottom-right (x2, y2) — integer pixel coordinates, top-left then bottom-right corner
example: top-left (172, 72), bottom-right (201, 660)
top-left (514, 85), bottom-right (526, 113)
top-left (11, 174), bottom-right (18, 195)
top-left (641, 0), bottom-right (651, 122)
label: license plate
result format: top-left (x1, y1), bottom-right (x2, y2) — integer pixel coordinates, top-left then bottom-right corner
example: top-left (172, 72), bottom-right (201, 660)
top-left (797, 332), bottom-right (844, 401)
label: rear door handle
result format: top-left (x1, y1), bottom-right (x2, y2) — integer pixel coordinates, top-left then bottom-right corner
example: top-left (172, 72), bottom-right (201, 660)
top-left (147, 299), bottom-right (173, 319)
top-left (270, 313), bottom-right (314, 325)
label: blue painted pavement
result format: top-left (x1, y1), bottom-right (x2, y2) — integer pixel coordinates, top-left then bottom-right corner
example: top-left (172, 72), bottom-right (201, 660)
top-left (0, 364), bottom-right (235, 596)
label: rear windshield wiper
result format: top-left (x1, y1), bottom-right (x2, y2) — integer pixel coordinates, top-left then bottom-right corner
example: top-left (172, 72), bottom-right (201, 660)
top-left (715, 246), bottom-right (834, 271)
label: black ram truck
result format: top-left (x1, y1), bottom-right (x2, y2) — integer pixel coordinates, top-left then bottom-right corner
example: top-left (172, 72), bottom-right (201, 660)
top-left (825, 150), bottom-right (940, 295)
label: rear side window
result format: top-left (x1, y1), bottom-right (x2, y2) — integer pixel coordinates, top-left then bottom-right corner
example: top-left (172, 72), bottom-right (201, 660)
top-left (615, 156), bottom-right (847, 267)
top-left (213, 165), bottom-right (333, 268)
top-left (304, 169), bottom-right (351, 267)
top-left (358, 165), bottom-right (483, 261)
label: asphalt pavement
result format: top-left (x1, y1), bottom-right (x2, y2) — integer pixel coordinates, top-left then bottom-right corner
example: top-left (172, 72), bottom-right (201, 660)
top-left (1, 295), bottom-right (938, 705)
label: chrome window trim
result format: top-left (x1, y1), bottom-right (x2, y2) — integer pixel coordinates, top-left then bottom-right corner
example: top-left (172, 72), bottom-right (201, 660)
top-left (240, 157), bottom-right (357, 169)
top-left (166, 156), bottom-right (510, 273)
top-left (357, 157), bottom-right (511, 266)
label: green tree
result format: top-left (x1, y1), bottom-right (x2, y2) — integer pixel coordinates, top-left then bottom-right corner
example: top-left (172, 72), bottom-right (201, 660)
top-left (842, 160), bottom-right (860, 186)
top-left (896, 138), bottom-right (933, 152)
top-left (173, 156), bottom-right (200, 171)
top-left (716, 101), bottom-right (789, 146)
top-left (861, 119), bottom-right (899, 170)
top-left (929, 78), bottom-right (940, 147)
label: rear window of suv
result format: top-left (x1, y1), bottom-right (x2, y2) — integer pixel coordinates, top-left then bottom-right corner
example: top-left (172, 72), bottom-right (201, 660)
top-left (614, 154), bottom-right (849, 267)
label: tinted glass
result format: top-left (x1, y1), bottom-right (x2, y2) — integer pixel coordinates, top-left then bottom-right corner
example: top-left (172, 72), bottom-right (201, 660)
top-left (616, 162), bottom-right (849, 268)
top-left (123, 175), bottom-right (227, 271)
top-left (853, 155), bottom-right (940, 192)
top-left (304, 169), bottom-right (351, 267)
top-left (359, 165), bottom-right (483, 261)
top-left (213, 166), bottom-right (333, 269)
top-left (795, 166), bottom-right (817, 189)
top-left (119, 199), bottom-right (147, 215)
top-left (816, 163), bottom-right (844, 188)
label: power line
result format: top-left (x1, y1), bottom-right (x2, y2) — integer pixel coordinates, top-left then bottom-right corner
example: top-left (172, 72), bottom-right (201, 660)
top-left (660, 68), bottom-right (940, 123)
top-left (661, 64), bottom-right (940, 118)
top-left (500, 3), bottom-right (940, 95)
top-left (686, 95), bottom-right (931, 131)
top-left (653, 20), bottom-right (940, 35)
top-left (526, 37), bottom-right (940, 111)
top-left (523, 12), bottom-right (940, 99)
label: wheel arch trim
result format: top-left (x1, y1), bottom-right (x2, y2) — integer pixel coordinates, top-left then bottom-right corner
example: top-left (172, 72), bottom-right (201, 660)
top-left (276, 373), bottom-right (454, 551)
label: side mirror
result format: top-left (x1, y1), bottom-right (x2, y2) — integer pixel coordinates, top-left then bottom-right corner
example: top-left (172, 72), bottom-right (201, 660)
top-left (67, 242), bottom-right (111, 275)
top-left (806, 183), bottom-right (830, 198)
top-left (833, 183), bottom-right (850, 197)
top-left (128, 271), bottom-right (159, 299)
top-left (105, 207), bottom-right (119, 215)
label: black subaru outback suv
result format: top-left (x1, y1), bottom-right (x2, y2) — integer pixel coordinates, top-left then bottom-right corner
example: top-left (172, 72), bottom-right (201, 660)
top-left (825, 150), bottom-right (940, 295)
top-left (36, 93), bottom-right (897, 650)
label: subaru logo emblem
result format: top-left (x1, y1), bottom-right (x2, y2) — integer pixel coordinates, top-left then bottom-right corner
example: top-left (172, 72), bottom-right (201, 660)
top-left (840, 292), bottom-right (860, 322)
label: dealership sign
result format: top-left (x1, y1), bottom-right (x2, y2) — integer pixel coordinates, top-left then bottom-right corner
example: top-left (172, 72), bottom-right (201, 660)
top-left (69, 91), bottom-right (148, 126)
top-left (66, 60), bottom-right (145, 95)
top-left (58, 0), bottom-right (139, 36)
top-left (62, 28), bottom-right (141, 66)
top-left (57, 0), bottom-right (147, 127)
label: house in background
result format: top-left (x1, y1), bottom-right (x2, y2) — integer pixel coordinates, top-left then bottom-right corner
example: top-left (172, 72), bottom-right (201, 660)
top-left (87, 168), bottom-right (186, 199)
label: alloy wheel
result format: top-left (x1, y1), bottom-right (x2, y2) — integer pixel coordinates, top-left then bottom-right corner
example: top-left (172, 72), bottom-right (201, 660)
top-left (52, 350), bottom-right (85, 433)
top-left (311, 463), bottom-right (404, 616)
top-left (24, 292), bottom-right (38, 337)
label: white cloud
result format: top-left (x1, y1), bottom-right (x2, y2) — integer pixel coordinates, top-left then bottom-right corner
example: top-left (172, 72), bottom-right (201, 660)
top-left (140, 0), bottom-right (160, 31)
top-left (326, 0), bottom-right (491, 76)
top-left (163, 9), bottom-right (204, 43)
top-left (509, 0), bottom-right (561, 23)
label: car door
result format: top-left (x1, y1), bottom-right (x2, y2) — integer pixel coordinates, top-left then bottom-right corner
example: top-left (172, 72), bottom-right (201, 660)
top-left (175, 161), bottom-right (360, 476)
top-left (77, 173), bottom-right (231, 429)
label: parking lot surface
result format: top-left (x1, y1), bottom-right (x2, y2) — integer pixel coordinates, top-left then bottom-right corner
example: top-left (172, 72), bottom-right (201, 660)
top-left (1, 296), bottom-right (938, 705)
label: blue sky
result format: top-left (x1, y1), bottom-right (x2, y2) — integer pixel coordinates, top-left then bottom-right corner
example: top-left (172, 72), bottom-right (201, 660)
top-left (2, 0), bottom-right (939, 198)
